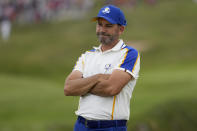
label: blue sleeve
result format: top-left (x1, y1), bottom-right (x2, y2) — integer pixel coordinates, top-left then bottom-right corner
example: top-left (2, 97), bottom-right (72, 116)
top-left (120, 48), bottom-right (139, 73)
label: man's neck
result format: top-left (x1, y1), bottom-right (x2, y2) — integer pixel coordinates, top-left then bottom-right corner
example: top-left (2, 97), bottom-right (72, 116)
top-left (101, 39), bottom-right (119, 52)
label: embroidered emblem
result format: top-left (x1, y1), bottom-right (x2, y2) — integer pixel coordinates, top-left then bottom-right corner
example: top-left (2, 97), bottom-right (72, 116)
top-left (102, 7), bottom-right (110, 14)
top-left (104, 64), bottom-right (112, 71)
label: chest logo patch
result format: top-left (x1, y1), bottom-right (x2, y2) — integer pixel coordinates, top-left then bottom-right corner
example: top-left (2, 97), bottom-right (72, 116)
top-left (104, 64), bottom-right (112, 71)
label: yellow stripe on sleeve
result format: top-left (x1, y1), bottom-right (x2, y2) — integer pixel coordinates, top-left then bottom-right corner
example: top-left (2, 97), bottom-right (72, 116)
top-left (132, 53), bottom-right (139, 73)
top-left (82, 60), bottom-right (84, 71)
top-left (119, 48), bottom-right (129, 67)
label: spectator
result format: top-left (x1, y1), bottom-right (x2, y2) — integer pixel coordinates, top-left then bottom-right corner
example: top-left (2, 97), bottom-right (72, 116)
top-left (0, 1), bottom-right (14, 42)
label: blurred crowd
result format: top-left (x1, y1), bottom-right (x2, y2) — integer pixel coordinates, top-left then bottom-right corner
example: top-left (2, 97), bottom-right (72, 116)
top-left (0, 0), bottom-right (93, 41)
top-left (0, 0), bottom-right (94, 24)
top-left (0, 0), bottom-right (159, 24)
top-left (105, 0), bottom-right (157, 7)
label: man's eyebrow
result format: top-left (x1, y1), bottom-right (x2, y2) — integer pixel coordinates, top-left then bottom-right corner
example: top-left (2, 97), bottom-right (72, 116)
top-left (106, 24), bottom-right (113, 26)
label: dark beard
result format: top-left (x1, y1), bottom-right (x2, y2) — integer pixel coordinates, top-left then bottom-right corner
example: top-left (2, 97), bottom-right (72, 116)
top-left (96, 32), bottom-right (118, 45)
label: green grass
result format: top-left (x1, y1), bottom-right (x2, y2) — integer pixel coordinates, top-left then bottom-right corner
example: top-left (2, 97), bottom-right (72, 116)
top-left (0, 64), bottom-right (196, 130)
top-left (131, 64), bottom-right (197, 119)
top-left (130, 99), bottom-right (197, 131)
top-left (0, 74), bottom-right (78, 131)
top-left (0, 0), bottom-right (197, 130)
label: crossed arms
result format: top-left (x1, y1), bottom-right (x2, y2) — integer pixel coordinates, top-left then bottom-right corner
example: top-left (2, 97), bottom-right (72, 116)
top-left (64, 69), bottom-right (133, 97)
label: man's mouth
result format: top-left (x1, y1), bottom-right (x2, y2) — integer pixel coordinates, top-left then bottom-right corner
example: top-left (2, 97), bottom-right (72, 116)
top-left (97, 32), bottom-right (110, 36)
top-left (99, 34), bottom-right (110, 37)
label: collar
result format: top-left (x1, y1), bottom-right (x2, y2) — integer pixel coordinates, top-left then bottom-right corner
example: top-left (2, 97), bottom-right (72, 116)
top-left (93, 39), bottom-right (126, 52)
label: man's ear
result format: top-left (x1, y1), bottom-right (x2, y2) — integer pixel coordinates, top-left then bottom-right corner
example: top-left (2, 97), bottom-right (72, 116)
top-left (119, 26), bottom-right (125, 35)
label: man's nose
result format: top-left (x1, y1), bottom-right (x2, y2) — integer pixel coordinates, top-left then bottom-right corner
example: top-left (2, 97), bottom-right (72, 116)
top-left (99, 26), bottom-right (106, 33)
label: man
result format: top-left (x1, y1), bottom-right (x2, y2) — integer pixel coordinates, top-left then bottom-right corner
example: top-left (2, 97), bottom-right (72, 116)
top-left (64, 5), bottom-right (140, 131)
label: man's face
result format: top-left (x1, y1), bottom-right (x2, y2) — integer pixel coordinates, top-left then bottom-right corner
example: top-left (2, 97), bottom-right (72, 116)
top-left (96, 18), bottom-right (123, 45)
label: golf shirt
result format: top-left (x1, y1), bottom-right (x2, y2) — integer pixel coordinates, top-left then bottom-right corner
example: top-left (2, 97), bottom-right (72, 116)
top-left (73, 39), bottom-right (140, 120)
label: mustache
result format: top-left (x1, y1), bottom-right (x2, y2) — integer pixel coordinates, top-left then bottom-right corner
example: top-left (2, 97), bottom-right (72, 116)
top-left (96, 32), bottom-right (111, 36)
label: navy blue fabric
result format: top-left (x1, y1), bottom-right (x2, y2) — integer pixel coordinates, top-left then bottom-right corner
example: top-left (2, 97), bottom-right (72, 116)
top-left (74, 116), bottom-right (127, 131)
top-left (120, 46), bottom-right (138, 73)
top-left (89, 49), bottom-right (96, 52)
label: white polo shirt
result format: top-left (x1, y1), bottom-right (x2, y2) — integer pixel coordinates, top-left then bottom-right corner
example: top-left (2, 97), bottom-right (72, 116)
top-left (73, 39), bottom-right (140, 120)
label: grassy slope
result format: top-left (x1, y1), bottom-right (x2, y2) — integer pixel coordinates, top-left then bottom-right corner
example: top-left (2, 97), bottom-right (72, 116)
top-left (0, 65), bottom-right (196, 131)
top-left (0, 0), bottom-right (197, 130)
top-left (0, 74), bottom-right (77, 130)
